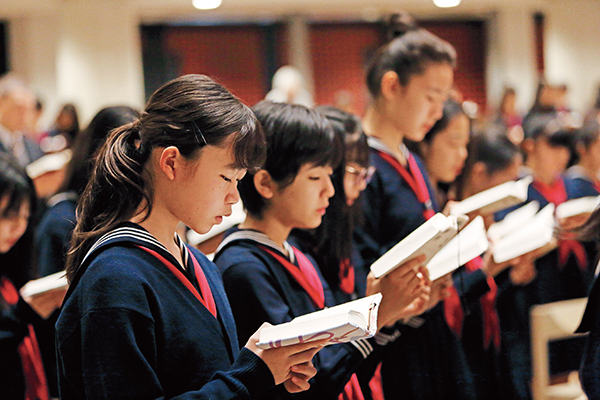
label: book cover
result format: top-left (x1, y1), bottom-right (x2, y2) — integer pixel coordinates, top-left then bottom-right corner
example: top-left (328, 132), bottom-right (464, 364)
top-left (492, 203), bottom-right (557, 263)
top-left (556, 196), bottom-right (600, 220)
top-left (256, 294), bottom-right (382, 349)
top-left (370, 213), bottom-right (468, 279)
top-left (449, 176), bottom-right (532, 216)
top-left (25, 149), bottom-right (72, 179)
top-left (20, 271), bottom-right (68, 298)
top-left (487, 201), bottom-right (540, 243)
top-left (427, 216), bottom-right (489, 281)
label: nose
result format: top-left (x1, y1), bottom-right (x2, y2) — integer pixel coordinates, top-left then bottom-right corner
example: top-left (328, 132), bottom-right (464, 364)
top-left (324, 175), bottom-right (335, 199)
top-left (226, 186), bottom-right (240, 205)
top-left (432, 101), bottom-right (444, 121)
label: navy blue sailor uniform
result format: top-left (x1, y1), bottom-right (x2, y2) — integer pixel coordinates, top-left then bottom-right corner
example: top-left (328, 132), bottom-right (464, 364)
top-left (214, 228), bottom-right (401, 400)
top-left (56, 222), bottom-right (275, 400)
top-left (353, 138), bottom-right (477, 400)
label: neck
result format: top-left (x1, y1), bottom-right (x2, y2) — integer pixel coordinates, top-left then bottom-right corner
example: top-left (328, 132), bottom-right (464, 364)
top-left (240, 213), bottom-right (292, 251)
top-left (131, 203), bottom-right (181, 263)
top-left (577, 158), bottom-right (599, 181)
top-left (363, 104), bottom-right (406, 164)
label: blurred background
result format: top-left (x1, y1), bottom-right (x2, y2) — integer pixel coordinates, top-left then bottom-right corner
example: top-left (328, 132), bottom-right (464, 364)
top-left (1, 0), bottom-right (599, 129)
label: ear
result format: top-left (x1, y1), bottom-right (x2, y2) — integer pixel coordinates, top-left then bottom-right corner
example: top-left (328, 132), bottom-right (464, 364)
top-left (253, 170), bottom-right (276, 200)
top-left (521, 138), bottom-right (535, 155)
top-left (470, 162), bottom-right (487, 182)
top-left (158, 146), bottom-right (181, 181)
top-left (380, 71), bottom-right (402, 101)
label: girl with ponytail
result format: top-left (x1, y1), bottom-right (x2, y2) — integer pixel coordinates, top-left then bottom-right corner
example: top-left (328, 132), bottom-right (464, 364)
top-left (56, 74), bottom-right (323, 400)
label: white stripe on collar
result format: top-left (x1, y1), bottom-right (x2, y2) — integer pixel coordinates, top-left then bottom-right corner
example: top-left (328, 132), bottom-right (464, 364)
top-left (217, 229), bottom-right (295, 263)
top-left (367, 136), bottom-right (410, 161)
top-left (565, 165), bottom-right (595, 183)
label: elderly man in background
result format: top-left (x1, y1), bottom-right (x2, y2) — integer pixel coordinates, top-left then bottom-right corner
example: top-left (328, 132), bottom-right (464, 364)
top-left (0, 74), bottom-right (44, 167)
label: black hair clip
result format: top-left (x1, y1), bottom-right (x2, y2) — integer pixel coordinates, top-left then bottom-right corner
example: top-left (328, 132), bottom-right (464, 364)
top-left (191, 120), bottom-right (207, 147)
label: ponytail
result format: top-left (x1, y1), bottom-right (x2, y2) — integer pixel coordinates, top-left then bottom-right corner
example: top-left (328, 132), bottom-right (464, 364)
top-left (66, 74), bottom-right (265, 280)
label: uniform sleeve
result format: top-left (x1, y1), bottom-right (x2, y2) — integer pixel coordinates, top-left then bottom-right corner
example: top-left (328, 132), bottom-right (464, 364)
top-left (221, 260), bottom-right (383, 400)
top-left (353, 174), bottom-right (386, 272)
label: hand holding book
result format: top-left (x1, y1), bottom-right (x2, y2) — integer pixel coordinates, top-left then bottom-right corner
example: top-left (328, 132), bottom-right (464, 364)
top-left (247, 322), bottom-right (327, 391)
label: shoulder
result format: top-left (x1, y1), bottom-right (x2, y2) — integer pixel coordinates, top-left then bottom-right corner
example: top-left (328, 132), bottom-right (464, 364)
top-left (37, 201), bottom-right (77, 235)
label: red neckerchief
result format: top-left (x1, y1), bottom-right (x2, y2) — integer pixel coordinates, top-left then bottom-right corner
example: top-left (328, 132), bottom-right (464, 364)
top-left (262, 247), bottom-right (365, 400)
top-left (443, 257), bottom-right (501, 350)
top-left (137, 245), bottom-right (217, 318)
top-left (339, 258), bottom-right (355, 295)
top-left (532, 176), bottom-right (588, 270)
top-left (594, 181), bottom-right (600, 194)
top-left (0, 277), bottom-right (50, 400)
top-left (261, 246), bottom-right (325, 309)
top-left (377, 150), bottom-right (436, 221)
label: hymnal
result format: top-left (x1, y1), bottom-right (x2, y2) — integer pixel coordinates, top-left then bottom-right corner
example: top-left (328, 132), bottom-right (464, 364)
top-left (555, 196), bottom-right (600, 220)
top-left (257, 294), bottom-right (382, 349)
top-left (449, 176), bottom-right (532, 216)
top-left (20, 271), bottom-right (68, 298)
top-left (370, 213), bottom-right (468, 279)
top-left (427, 216), bottom-right (489, 281)
top-left (492, 204), bottom-right (557, 263)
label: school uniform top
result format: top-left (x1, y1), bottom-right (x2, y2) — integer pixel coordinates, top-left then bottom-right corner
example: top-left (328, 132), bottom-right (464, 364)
top-left (564, 166), bottom-right (600, 198)
top-left (351, 138), bottom-right (476, 400)
top-left (214, 228), bottom-right (398, 400)
top-left (353, 138), bottom-right (439, 272)
top-left (36, 192), bottom-right (78, 277)
top-left (1, 276), bottom-right (53, 400)
top-left (56, 223), bottom-right (274, 400)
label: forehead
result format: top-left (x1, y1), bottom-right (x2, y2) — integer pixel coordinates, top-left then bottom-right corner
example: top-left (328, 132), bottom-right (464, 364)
top-left (409, 63), bottom-right (454, 93)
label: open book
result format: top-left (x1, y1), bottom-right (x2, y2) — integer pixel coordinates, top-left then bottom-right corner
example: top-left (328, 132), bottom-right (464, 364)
top-left (449, 176), bottom-right (532, 216)
top-left (20, 271), bottom-right (68, 298)
top-left (25, 149), bottom-right (72, 179)
top-left (257, 294), bottom-right (382, 349)
top-left (370, 213), bottom-right (469, 279)
top-left (492, 203), bottom-right (557, 263)
top-left (426, 216), bottom-right (489, 281)
top-left (556, 196), bottom-right (600, 220)
top-left (487, 201), bottom-right (540, 243)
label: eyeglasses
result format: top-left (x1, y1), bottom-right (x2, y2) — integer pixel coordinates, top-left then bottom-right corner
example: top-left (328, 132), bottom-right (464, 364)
top-left (191, 120), bottom-right (207, 147)
top-left (345, 165), bottom-right (376, 184)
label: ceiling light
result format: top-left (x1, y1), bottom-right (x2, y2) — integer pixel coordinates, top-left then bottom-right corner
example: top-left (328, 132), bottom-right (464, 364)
top-left (193, 0), bottom-right (222, 10)
top-left (433, 0), bottom-right (461, 8)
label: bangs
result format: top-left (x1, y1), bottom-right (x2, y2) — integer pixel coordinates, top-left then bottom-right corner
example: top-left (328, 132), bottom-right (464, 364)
top-left (230, 113), bottom-right (267, 172)
top-left (1, 191), bottom-right (27, 218)
top-left (545, 129), bottom-right (574, 148)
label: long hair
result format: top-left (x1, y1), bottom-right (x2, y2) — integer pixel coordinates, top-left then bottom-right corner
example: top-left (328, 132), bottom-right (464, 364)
top-left (66, 74), bottom-right (265, 280)
top-left (0, 153), bottom-right (39, 289)
top-left (58, 106), bottom-right (140, 197)
top-left (295, 106), bottom-right (369, 289)
top-left (366, 13), bottom-right (456, 98)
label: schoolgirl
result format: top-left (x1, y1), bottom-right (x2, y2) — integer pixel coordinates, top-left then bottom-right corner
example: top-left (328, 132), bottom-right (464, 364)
top-left (214, 100), bottom-right (430, 400)
top-left (353, 17), bottom-right (480, 400)
top-left (55, 75), bottom-right (323, 400)
top-left (289, 106), bottom-right (373, 304)
top-left (0, 153), bottom-right (65, 400)
top-left (36, 106), bottom-right (139, 277)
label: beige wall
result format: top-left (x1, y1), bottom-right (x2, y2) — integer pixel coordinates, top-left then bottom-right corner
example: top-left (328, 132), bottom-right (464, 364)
top-left (2, 0), bottom-right (599, 126)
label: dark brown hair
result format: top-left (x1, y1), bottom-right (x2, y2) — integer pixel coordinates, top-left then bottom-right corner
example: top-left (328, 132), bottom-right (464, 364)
top-left (366, 16), bottom-right (457, 98)
top-left (66, 74), bottom-right (265, 280)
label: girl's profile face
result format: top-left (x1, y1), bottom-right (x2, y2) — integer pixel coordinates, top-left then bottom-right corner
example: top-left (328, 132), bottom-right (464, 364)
top-left (166, 137), bottom-right (246, 235)
top-left (531, 138), bottom-right (571, 178)
top-left (421, 114), bottom-right (470, 184)
top-left (270, 163), bottom-right (335, 230)
top-left (391, 62), bottom-right (454, 142)
top-left (0, 196), bottom-right (30, 254)
top-left (343, 162), bottom-right (372, 206)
